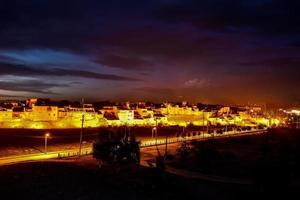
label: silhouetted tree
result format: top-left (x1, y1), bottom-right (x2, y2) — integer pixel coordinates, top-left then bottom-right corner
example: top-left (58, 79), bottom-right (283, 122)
top-left (93, 128), bottom-right (140, 169)
top-left (177, 141), bottom-right (191, 162)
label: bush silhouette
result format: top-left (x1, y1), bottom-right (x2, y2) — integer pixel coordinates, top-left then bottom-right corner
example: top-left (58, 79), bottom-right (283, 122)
top-left (93, 128), bottom-right (140, 167)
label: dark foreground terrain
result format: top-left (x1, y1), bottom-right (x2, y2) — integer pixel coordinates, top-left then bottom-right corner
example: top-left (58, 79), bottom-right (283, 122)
top-left (169, 128), bottom-right (300, 199)
top-left (0, 159), bottom-right (275, 200)
top-left (1, 128), bottom-right (300, 200)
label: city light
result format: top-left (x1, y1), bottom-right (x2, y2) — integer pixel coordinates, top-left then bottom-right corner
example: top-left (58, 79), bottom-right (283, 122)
top-left (0, 98), bottom-right (282, 129)
top-left (44, 132), bottom-right (50, 154)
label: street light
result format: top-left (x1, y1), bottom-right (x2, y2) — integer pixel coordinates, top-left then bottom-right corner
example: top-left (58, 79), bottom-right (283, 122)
top-left (44, 133), bottom-right (50, 154)
top-left (152, 127), bottom-right (157, 138)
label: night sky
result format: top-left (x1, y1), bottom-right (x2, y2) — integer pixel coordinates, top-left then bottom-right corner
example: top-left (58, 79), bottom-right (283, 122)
top-left (0, 0), bottom-right (299, 105)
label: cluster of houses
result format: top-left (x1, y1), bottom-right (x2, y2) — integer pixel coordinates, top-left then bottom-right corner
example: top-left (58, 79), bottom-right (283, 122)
top-left (0, 98), bottom-right (279, 129)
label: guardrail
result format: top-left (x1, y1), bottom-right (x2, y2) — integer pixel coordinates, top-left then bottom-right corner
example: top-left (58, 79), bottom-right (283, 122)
top-left (57, 149), bottom-right (92, 158)
top-left (140, 129), bottom-right (267, 147)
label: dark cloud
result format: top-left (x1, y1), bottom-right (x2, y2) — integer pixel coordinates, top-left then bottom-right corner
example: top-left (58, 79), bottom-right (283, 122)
top-left (0, 55), bottom-right (18, 63)
top-left (0, 0), bottom-right (299, 104)
top-left (258, 57), bottom-right (300, 69)
top-left (96, 54), bottom-right (152, 71)
top-left (154, 0), bottom-right (300, 35)
top-left (132, 87), bottom-right (179, 102)
top-left (51, 68), bottom-right (139, 81)
top-left (291, 41), bottom-right (300, 47)
top-left (97, 27), bottom-right (225, 61)
top-left (0, 0), bottom-right (88, 51)
top-left (239, 57), bottom-right (300, 76)
top-left (135, 87), bottom-right (175, 94)
top-left (0, 94), bottom-right (25, 98)
top-left (133, 86), bottom-right (233, 104)
top-left (0, 80), bottom-right (68, 94)
top-left (0, 0), bottom-right (156, 52)
top-left (0, 62), bottom-right (139, 81)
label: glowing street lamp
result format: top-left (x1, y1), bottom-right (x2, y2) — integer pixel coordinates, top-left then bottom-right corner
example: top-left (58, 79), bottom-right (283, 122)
top-left (152, 127), bottom-right (157, 138)
top-left (44, 132), bottom-right (50, 154)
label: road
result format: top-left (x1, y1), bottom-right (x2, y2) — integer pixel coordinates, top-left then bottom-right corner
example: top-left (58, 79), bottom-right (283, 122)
top-left (0, 126), bottom-right (186, 157)
top-left (0, 129), bottom-right (267, 166)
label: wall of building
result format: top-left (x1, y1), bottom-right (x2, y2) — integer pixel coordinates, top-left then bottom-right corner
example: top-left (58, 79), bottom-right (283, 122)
top-left (0, 109), bottom-right (13, 121)
top-left (118, 110), bottom-right (134, 124)
top-left (27, 106), bottom-right (59, 122)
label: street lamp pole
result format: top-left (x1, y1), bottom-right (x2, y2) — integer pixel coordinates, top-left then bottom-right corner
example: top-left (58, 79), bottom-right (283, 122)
top-left (152, 127), bottom-right (156, 138)
top-left (44, 133), bottom-right (50, 154)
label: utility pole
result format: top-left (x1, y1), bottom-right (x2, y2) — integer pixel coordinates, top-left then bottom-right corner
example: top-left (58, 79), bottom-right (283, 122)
top-left (202, 107), bottom-right (207, 139)
top-left (226, 110), bottom-right (229, 133)
top-left (124, 122), bottom-right (127, 139)
top-left (207, 120), bottom-right (209, 134)
top-left (164, 136), bottom-right (168, 160)
top-left (154, 116), bottom-right (161, 155)
top-left (155, 117), bottom-right (158, 138)
top-left (296, 114), bottom-right (299, 129)
top-left (202, 109), bottom-right (205, 131)
top-left (79, 98), bottom-right (85, 156)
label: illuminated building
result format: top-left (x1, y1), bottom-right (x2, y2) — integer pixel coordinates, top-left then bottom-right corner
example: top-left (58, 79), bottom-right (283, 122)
top-left (0, 99), bottom-right (282, 129)
top-left (218, 107), bottom-right (230, 114)
top-left (284, 109), bottom-right (300, 128)
top-left (118, 110), bottom-right (135, 125)
top-left (160, 103), bottom-right (205, 126)
top-left (26, 98), bottom-right (38, 108)
top-left (27, 105), bottom-right (59, 122)
top-left (0, 108), bottom-right (13, 121)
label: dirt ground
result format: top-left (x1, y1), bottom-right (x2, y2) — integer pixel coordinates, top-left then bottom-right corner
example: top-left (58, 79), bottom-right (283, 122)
top-left (1, 128), bottom-right (299, 199)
